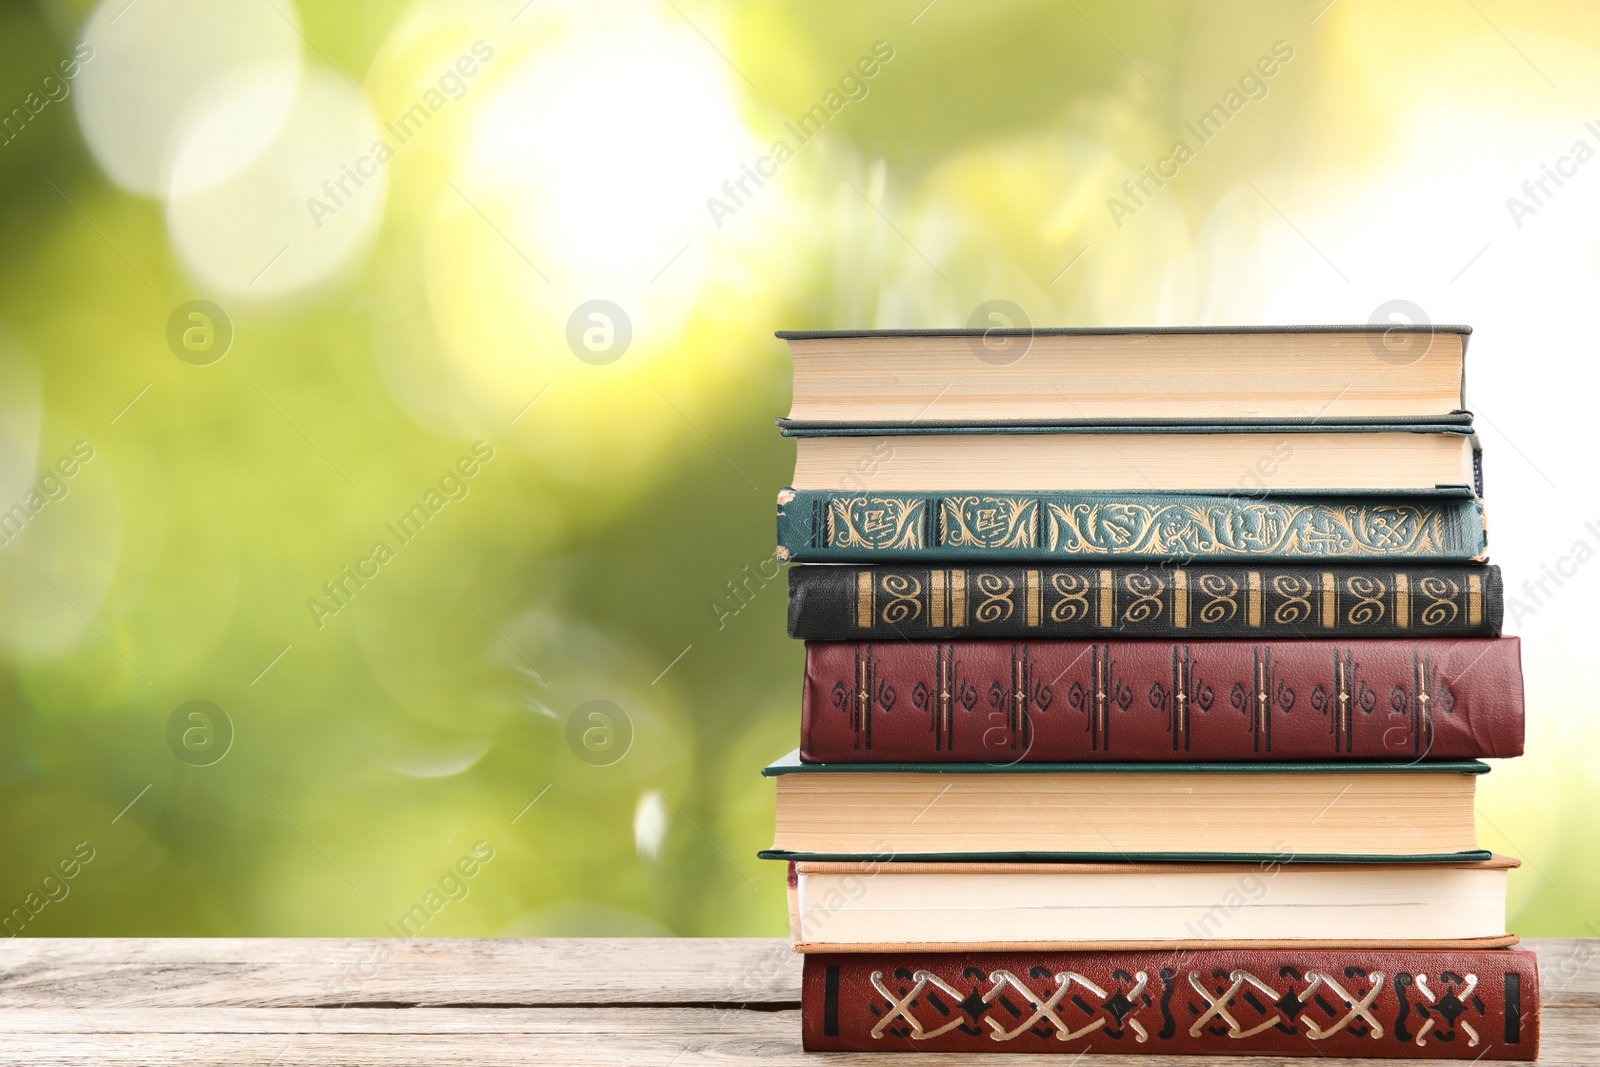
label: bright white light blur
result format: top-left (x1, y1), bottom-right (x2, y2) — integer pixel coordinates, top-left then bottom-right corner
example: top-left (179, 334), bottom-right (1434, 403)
top-left (410, 11), bottom-right (772, 495)
top-left (633, 789), bottom-right (668, 860)
top-left (75, 0), bottom-right (301, 196)
top-left (458, 17), bottom-right (757, 306)
top-left (166, 70), bottom-right (387, 300)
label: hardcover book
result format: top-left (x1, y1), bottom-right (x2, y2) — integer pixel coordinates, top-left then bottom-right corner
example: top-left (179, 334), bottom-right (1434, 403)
top-left (800, 947), bottom-right (1538, 1058)
top-left (800, 636), bottom-right (1524, 763)
top-left (788, 562), bottom-right (1503, 641)
top-left (788, 857), bottom-right (1518, 950)
top-left (788, 427), bottom-right (1479, 494)
top-left (775, 489), bottom-right (1488, 563)
top-left (762, 752), bottom-right (1489, 861)
top-left (779, 326), bottom-right (1471, 425)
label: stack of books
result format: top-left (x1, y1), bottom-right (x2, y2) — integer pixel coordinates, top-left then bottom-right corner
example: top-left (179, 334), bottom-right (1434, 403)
top-left (760, 326), bottom-right (1539, 1058)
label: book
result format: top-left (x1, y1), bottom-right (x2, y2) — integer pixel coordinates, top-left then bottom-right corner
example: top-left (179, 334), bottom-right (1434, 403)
top-left (789, 427), bottom-right (1479, 494)
top-left (779, 325), bottom-right (1470, 426)
top-left (788, 562), bottom-right (1504, 641)
top-left (800, 636), bottom-right (1524, 763)
top-left (761, 752), bottom-right (1488, 861)
top-left (800, 946), bottom-right (1539, 1058)
top-left (787, 857), bottom-right (1517, 950)
top-left (775, 489), bottom-right (1488, 563)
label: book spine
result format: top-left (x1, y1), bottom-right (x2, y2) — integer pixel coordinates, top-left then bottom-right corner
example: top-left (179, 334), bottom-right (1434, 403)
top-left (774, 489), bottom-right (1488, 562)
top-left (802, 948), bottom-right (1539, 1058)
top-left (789, 563), bottom-right (1503, 640)
top-left (802, 637), bottom-right (1523, 763)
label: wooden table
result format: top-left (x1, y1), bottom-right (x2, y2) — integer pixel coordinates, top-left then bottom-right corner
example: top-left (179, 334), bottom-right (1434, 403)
top-left (0, 938), bottom-right (1593, 1064)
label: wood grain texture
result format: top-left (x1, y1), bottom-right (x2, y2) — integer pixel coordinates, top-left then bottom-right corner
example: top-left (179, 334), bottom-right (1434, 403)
top-left (0, 937), bottom-right (801, 1008)
top-left (0, 937), bottom-right (1592, 1065)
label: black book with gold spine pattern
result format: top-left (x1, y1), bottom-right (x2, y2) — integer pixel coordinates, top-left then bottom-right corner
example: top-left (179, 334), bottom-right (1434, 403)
top-left (788, 563), bottom-right (1501, 641)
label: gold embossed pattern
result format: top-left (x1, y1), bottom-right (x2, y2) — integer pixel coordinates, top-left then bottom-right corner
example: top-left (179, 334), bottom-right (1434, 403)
top-left (848, 568), bottom-right (1489, 634)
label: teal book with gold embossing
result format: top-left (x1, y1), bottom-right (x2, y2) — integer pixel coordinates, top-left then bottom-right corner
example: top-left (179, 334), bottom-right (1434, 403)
top-left (775, 489), bottom-right (1487, 563)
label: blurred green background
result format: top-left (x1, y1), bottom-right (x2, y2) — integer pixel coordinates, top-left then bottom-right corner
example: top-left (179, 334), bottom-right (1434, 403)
top-left (1, 0), bottom-right (1597, 937)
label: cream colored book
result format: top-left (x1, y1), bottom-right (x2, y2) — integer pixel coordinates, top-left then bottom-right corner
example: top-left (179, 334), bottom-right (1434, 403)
top-left (787, 857), bottom-right (1518, 951)
top-left (790, 430), bottom-right (1476, 492)
top-left (779, 326), bottom-right (1469, 424)
top-left (761, 753), bottom-right (1486, 860)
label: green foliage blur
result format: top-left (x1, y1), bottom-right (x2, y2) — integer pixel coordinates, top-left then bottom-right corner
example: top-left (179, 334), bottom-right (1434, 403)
top-left (1, 0), bottom-right (1596, 937)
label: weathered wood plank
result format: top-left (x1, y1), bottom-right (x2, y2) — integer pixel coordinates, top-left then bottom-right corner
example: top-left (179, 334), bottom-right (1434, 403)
top-left (5, 939), bottom-right (1592, 1008)
top-left (0, 939), bottom-right (1591, 1065)
top-left (1530, 937), bottom-right (1600, 1007)
top-left (0, 1008), bottom-right (1591, 1066)
top-left (0, 938), bottom-right (801, 1008)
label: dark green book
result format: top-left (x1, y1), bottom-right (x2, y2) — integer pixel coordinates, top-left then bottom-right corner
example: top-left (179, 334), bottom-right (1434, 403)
top-left (787, 562), bottom-right (1502, 640)
top-left (761, 750), bottom-right (1491, 863)
top-left (775, 489), bottom-right (1487, 563)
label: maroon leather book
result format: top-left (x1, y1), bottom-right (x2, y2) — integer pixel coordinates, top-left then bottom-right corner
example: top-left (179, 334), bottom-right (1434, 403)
top-left (802, 637), bottom-right (1523, 763)
top-left (802, 948), bottom-right (1539, 1058)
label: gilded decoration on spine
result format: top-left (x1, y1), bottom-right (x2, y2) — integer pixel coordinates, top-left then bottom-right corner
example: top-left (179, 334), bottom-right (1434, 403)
top-left (826, 496), bottom-right (924, 551)
top-left (1417, 576), bottom-right (1461, 626)
top-left (1043, 500), bottom-right (1463, 558)
top-left (942, 496), bottom-right (1037, 550)
top-left (1345, 575), bottom-right (1387, 626)
top-left (911, 644), bottom-right (976, 753)
top-left (1311, 647), bottom-right (1377, 753)
top-left (830, 644), bottom-right (896, 751)
top-left (821, 565), bottom-right (1494, 636)
top-left (973, 573), bottom-right (1016, 623)
top-left (1233, 645), bottom-right (1294, 752)
top-left (1066, 644), bottom-right (1130, 751)
top-left (1195, 573), bottom-right (1240, 624)
top-left (1270, 573), bottom-right (1314, 626)
top-left (1390, 646), bottom-right (1457, 756)
top-left (854, 571), bottom-right (873, 629)
top-left (879, 574), bottom-right (922, 625)
top-left (1148, 644), bottom-right (1214, 751)
top-left (1049, 572), bottom-right (1093, 624)
top-left (1121, 571), bottom-right (1165, 625)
